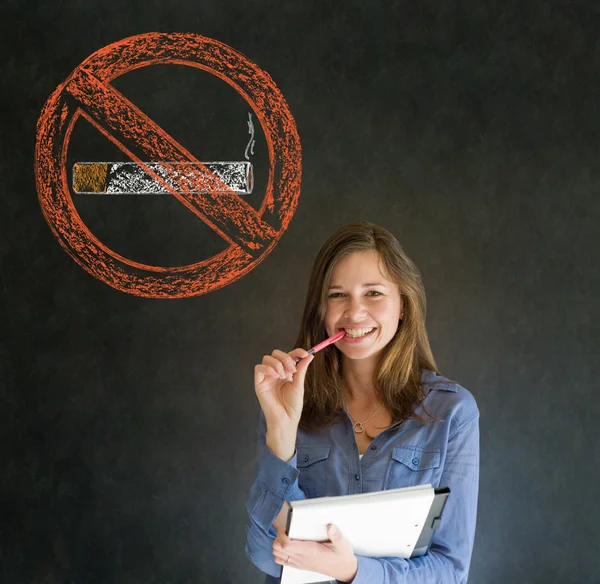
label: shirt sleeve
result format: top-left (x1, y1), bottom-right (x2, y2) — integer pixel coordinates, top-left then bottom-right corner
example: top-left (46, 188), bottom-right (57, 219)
top-left (245, 410), bottom-right (308, 578)
top-left (345, 412), bottom-right (480, 584)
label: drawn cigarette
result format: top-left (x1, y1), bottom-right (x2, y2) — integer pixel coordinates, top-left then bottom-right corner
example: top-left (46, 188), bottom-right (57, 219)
top-left (72, 161), bottom-right (254, 195)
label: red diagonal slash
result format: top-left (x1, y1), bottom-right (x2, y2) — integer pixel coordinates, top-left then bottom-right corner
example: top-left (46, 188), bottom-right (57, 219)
top-left (65, 66), bottom-right (276, 255)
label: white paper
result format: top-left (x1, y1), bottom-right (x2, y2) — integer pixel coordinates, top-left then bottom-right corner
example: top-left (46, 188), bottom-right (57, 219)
top-left (280, 484), bottom-right (435, 584)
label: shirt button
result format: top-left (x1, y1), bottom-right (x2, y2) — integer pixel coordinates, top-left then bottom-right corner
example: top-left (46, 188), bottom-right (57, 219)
top-left (370, 445), bottom-right (377, 450)
top-left (355, 474), bottom-right (360, 480)
top-left (412, 458), bottom-right (419, 466)
top-left (282, 477), bottom-right (290, 485)
top-left (301, 454), bottom-right (309, 462)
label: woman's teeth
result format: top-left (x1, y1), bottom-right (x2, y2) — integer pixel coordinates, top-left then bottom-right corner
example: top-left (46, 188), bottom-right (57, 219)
top-left (344, 327), bottom-right (374, 338)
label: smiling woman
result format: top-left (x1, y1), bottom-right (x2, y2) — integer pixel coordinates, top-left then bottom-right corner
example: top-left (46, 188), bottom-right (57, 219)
top-left (245, 221), bottom-right (479, 584)
top-left (325, 249), bottom-right (403, 381)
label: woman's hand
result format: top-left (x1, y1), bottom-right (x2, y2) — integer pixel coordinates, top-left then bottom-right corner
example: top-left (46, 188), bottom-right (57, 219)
top-left (272, 524), bottom-right (358, 583)
top-left (254, 348), bottom-right (314, 432)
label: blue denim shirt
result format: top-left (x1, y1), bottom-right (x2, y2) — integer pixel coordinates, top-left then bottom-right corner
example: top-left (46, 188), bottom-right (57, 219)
top-left (245, 370), bottom-right (480, 584)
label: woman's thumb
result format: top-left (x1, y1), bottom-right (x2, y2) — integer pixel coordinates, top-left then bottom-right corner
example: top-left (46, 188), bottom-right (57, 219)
top-left (327, 524), bottom-right (340, 541)
top-left (294, 354), bottom-right (314, 386)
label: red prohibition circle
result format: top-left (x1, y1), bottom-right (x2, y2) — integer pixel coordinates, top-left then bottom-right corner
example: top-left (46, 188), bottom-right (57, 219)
top-left (35, 32), bottom-right (302, 298)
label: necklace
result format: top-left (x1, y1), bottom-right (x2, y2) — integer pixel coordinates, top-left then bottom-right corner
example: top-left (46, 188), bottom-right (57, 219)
top-left (346, 405), bottom-right (382, 434)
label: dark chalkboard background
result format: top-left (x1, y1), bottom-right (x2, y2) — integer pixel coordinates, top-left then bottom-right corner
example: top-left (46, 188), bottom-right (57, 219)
top-left (1, 1), bottom-right (598, 583)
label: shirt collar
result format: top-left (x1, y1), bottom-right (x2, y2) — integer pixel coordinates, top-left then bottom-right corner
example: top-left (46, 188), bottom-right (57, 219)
top-left (421, 369), bottom-right (458, 394)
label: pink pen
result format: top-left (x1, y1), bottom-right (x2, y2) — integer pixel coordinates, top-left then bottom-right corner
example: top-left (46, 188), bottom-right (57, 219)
top-left (294, 330), bottom-right (346, 363)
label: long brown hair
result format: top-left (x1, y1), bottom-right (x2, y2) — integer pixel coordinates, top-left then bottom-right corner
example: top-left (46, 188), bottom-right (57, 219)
top-left (296, 221), bottom-right (442, 431)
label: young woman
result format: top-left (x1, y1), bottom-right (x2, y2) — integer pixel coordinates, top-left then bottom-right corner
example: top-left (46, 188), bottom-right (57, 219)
top-left (245, 222), bottom-right (479, 584)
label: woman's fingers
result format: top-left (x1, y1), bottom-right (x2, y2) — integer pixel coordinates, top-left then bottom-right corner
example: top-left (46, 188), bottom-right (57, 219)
top-left (271, 349), bottom-right (298, 375)
top-left (273, 529), bottom-right (303, 564)
top-left (272, 547), bottom-right (288, 561)
top-left (257, 349), bottom-right (310, 382)
top-left (254, 348), bottom-right (312, 432)
top-left (262, 355), bottom-right (288, 379)
top-left (254, 364), bottom-right (280, 387)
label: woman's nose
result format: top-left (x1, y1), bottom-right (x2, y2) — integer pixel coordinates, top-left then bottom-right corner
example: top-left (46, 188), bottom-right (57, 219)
top-left (343, 297), bottom-right (367, 318)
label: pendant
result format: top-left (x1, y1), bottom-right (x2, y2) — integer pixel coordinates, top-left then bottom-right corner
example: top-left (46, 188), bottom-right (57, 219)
top-left (353, 422), bottom-right (364, 434)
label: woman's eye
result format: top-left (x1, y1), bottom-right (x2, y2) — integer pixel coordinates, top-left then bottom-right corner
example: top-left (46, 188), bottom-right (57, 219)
top-left (327, 291), bottom-right (382, 298)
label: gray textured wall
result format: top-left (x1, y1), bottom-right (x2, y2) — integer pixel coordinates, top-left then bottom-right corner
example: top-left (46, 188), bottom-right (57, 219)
top-left (1, 1), bottom-right (598, 582)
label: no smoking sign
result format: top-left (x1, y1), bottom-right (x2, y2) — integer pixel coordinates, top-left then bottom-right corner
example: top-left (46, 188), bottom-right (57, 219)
top-left (35, 33), bottom-right (302, 298)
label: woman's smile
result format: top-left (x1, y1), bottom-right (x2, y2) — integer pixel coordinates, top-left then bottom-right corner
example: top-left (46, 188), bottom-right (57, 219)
top-left (339, 327), bottom-right (378, 342)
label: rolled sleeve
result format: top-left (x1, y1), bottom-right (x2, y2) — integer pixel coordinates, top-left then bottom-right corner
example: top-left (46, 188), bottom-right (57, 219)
top-left (245, 411), bottom-right (308, 578)
top-left (249, 445), bottom-right (302, 532)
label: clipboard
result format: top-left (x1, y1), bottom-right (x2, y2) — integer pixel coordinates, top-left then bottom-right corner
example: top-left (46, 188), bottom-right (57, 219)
top-left (279, 484), bottom-right (450, 584)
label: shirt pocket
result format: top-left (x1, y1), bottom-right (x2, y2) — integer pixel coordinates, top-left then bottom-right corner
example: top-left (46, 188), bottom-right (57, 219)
top-left (296, 445), bottom-right (331, 498)
top-left (384, 446), bottom-right (441, 489)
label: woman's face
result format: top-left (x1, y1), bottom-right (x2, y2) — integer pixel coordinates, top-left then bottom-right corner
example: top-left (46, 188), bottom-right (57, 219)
top-left (324, 249), bottom-right (402, 363)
